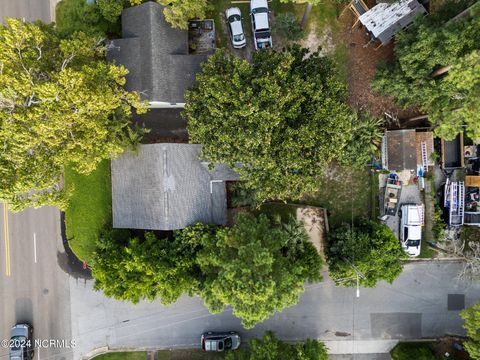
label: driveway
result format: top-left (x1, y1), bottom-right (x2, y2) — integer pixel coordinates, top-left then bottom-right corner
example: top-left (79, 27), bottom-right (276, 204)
top-left (71, 261), bottom-right (480, 358)
top-left (379, 172), bottom-right (423, 239)
top-left (0, 0), bottom-right (59, 23)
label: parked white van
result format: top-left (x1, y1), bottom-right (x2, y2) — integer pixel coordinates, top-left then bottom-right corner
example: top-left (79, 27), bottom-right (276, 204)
top-left (399, 204), bottom-right (424, 257)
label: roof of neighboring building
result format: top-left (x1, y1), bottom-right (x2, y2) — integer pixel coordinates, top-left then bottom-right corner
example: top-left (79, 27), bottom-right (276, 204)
top-left (111, 144), bottom-right (240, 231)
top-left (415, 131), bottom-right (434, 167)
top-left (359, 0), bottom-right (427, 44)
top-left (132, 108), bottom-right (188, 142)
top-left (106, 1), bottom-right (208, 103)
top-left (383, 129), bottom-right (417, 171)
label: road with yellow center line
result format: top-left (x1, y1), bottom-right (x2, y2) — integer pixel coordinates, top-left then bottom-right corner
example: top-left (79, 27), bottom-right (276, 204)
top-left (2, 203), bottom-right (10, 276)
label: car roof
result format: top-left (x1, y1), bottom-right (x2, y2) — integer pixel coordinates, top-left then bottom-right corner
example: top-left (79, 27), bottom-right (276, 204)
top-left (230, 19), bottom-right (243, 36)
top-left (205, 339), bottom-right (222, 351)
top-left (253, 12), bottom-right (269, 30)
top-left (251, 0), bottom-right (268, 9)
top-left (10, 325), bottom-right (28, 338)
top-left (407, 225), bottom-right (422, 240)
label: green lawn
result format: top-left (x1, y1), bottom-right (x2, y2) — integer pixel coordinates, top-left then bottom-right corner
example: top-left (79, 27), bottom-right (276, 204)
top-left (94, 352), bottom-right (146, 360)
top-left (64, 160), bottom-right (112, 263)
top-left (157, 350), bottom-right (224, 360)
top-left (300, 165), bottom-right (374, 227)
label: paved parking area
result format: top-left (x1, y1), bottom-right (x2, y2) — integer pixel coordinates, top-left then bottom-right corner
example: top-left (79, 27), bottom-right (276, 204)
top-left (379, 173), bottom-right (423, 239)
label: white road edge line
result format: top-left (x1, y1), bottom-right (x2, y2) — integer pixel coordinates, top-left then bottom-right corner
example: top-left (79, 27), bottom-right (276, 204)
top-left (37, 347), bottom-right (40, 360)
top-left (33, 232), bottom-right (37, 263)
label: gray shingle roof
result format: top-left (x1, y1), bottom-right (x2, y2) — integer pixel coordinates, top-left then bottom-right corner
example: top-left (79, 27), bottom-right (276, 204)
top-left (106, 2), bottom-right (208, 103)
top-left (112, 144), bottom-right (240, 230)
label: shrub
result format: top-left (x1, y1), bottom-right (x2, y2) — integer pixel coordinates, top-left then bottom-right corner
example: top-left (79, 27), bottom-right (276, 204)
top-left (274, 13), bottom-right (304, 41)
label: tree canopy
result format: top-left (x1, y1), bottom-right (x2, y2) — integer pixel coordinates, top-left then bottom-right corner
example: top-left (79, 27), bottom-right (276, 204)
top-left (390, 343), bottom-right (439, 360)
top-left (184, 47), bottom-right (354, 203)
top-left (91, 225), bottom-right (212, 304)
top-left (197, 213), bottom-right (323, 329)
top-left (461, 303), bottom-right (480, 360)
top-left (225, 331), bottom-right (329, 360)
top-left (0, 19), bottom-right (145, 210)
top-left (96, 0), bottom-right (208, 29)
top-left (327, 219), bottom-right (404, 287)
top-left (372, 3), bottom-right (480, 140)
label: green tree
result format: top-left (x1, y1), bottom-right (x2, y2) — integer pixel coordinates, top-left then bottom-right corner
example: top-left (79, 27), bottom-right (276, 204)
top-left (185, 47), bottom-right (354, 203)
top-left (157, 0), bottom-right (208, 29)
top-left (56, 0), bottom-right (119, 37)
top-left (92, 226), bottom-right (211, 304)
top-left (0, 19), bottom-right (146, 210)
top-left (390, 343), bottom-right (439, 360)
top-left (96, 0), bottom-right (127, 23)
top-left (274, 13), bottom-right (304, 41)
top-left (197, 213), bottom-right (323, 329)
top-left (340, 114), bottom-right (383, 168)
top-left (327, 219), bottom-right (404, 287)
top-left (225, 331), bottom-right (329, 360)
top-left (372, 3), bottom-right (480, 140)
top-left (461, 303), bottom-right (480, 359)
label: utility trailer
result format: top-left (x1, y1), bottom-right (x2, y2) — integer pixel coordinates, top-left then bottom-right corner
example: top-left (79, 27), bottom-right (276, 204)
top-left (384, 173), bottom-right (402, 216)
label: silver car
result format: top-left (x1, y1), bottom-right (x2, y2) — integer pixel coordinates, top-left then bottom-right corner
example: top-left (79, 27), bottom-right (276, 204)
top-left (9, 324), bottom-right (34, 360)
top-left (201, 331), bottom-right (241, 351)
top-left (226, 7), bottom-right (246, 48)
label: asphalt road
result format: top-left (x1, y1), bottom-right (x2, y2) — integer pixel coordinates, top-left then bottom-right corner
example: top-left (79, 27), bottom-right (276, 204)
top-left (0, 4), bottom-right (70, 360)
top-left (71, 261), bottom-right (480, 358)
top-left (0, 205), bottom-right (72, 360)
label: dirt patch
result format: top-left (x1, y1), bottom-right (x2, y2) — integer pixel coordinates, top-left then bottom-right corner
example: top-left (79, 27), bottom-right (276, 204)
top-left (297, 206), bottom-right (328, 260)
top-left (338, 0), bottom-right (421, 120)
top-left (300, 22), bottom-right (335, 55)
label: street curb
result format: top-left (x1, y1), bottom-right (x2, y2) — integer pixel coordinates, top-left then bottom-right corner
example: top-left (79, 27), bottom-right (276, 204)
top-left (402, 257), bottom-right (465, 263)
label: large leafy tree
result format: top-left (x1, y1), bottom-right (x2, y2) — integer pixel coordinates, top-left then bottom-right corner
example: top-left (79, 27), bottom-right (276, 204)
top-left (92, 225), bottom-right (212, 304)
top-left (327, 219), bottom-right (404, 287)
top-left (226, 331), bottom-right (328, 360)
top-left (185, 47), bottom-right (354, 203)
top-left (372, 3), bottom-right (480, 140)
top-left (461, 303), bottom-right (480, 360)
top-left (0, 19), bottom-right (145, 210)
top-left (97, 0), bottom-right (208, 29)
top-left (197, 213), bottom-right (323, 329)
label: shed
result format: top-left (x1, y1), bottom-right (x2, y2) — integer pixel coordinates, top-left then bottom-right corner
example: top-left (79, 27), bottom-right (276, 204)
top-left (382, 129), bottom-right (417, 171)
top-left (359, 0), bottom-right (427, 45)
top-left (111, 144), bottom-right (240, 230)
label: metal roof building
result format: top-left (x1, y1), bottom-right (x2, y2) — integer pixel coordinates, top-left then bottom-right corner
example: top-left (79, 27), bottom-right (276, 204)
top-left (111, 144), bottom-right (240, 230)
top-left (359, 0), bottom-right (427, 44)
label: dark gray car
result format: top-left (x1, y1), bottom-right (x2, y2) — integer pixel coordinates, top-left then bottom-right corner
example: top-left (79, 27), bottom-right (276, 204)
top-left (201, 331), bottom-right (241, 352)
top-left (9, 324), bottom-right (34, 360)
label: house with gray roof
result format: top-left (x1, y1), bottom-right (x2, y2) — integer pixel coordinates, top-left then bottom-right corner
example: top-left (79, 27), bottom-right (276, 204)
top-left (112, 144), bottom-right (240, 230)
top-left (107, 1), bottom-right (208, 107)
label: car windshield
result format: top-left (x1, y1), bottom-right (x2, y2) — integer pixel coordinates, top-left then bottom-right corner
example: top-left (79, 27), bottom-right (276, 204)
top-left (228, 14), bottom-right (241, 22)
top-left (406, 239), bottom-right (420, 247)
top-left (252, 7), bottom-right (268, 14)
top-left (233, 34), bottom-right (244, 41)
top-left (10, 336), bottom-right (26, 351)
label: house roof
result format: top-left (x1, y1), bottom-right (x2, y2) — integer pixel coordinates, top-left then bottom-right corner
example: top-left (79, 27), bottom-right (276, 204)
top-left (359, 0), bottom-right (427, 44)
top-left (111, 144), bottom-right (240, 231)
top-left (383, 129), bottom-right (417, 171)
top-left (106, 2), bottom-right (208, 103)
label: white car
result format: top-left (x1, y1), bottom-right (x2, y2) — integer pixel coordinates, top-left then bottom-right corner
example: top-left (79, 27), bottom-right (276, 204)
top-left (250, 0), bottom-right (272, 49)
top-left (399, 204), bottom-right (424, 257)
top-left (226, 7), bottom-right (246, 48)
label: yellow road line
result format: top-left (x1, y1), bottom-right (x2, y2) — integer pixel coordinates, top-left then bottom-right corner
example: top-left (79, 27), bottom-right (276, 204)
top-left (3, 203), bottom-right (10, 277)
